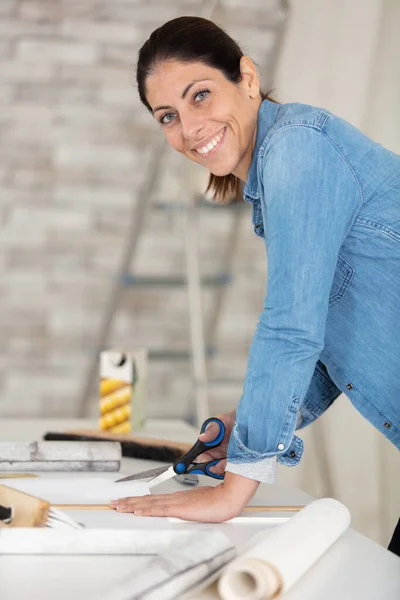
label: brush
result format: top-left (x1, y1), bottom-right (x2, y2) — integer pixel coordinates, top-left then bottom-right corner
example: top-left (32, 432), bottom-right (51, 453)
top-left (43, 430), bottom-right (191, 463)
top-left (0, 485), bottom-right (84, 529)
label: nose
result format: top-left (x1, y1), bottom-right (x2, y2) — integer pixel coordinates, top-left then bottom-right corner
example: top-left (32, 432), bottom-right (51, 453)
top-left (180, 110), bottom-right (204, 141)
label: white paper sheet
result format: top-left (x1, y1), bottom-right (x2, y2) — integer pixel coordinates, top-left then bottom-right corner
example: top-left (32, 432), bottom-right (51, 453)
top-left (108, 530), bottom-right (236, 600)
top-left (217, 498), bottom-right (350, 600)
top-left (0, 528), bottom-right (196, 555)
top-left (2, 477), bottom-right (150, 504)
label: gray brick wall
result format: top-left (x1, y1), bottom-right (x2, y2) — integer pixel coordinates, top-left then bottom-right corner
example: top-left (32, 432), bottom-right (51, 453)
top-left (0, 0), bottom-right (285, 419)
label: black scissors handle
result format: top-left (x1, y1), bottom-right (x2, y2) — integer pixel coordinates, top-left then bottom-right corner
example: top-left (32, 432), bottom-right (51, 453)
top-left (173, 417), bottom-right (225, 481)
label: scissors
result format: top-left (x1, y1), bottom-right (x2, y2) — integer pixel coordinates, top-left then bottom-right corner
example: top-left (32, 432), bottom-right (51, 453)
top-left (115, 417), bottom-right (225, 488)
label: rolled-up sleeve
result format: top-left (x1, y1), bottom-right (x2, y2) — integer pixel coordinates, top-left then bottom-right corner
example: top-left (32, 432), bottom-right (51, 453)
top-left (226, 124), bottom-right (360, 483)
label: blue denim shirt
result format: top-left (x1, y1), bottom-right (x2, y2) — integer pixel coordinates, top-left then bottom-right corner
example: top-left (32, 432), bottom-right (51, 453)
top-left (226, 99), bottom-right (400, 483)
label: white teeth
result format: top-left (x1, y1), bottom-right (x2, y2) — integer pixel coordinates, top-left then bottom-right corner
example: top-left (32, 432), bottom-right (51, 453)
top-left (197, 129), bottom-right (224, 155)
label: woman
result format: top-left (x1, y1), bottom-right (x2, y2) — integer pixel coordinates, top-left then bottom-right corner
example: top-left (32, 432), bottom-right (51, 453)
top-left (111, 16), bottom-right (400, 543)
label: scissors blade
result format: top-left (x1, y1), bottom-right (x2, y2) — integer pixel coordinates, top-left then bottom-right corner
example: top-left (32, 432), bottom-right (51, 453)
top-left (147, 466), bottom-right (176, 488)
top-left (115, 465), bottom-right (169, 483)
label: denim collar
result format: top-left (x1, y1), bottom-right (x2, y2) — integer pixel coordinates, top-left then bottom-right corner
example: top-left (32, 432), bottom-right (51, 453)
top-left (244, 99), bottom-right (280, 201)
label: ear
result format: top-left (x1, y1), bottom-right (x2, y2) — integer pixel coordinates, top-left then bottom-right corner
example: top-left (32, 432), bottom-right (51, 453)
top-left (239, 56), bottom-right (260, 99)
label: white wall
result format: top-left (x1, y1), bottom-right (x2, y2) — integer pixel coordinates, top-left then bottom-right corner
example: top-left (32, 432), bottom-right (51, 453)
top-left (273, 0), bottom-right (400, 546)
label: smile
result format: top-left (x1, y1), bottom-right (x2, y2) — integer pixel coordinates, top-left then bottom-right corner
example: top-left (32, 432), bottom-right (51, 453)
top-left (194, 127), bottom-right (226, 157)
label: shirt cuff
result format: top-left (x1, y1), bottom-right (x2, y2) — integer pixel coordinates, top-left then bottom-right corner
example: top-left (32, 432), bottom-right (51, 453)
top-left (225, 457), bottom-right (277, 484)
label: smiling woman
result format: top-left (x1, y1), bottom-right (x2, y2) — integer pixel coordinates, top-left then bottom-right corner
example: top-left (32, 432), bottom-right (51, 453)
top-left (136, 16), bottom-right (275, 203)
top-left (112, 16), bottom-right (400, 546)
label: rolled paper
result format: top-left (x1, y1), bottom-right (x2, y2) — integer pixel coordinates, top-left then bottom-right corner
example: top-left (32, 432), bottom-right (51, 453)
top-left (219, 558), bottom-right (283, 600)
top-left (218, 498), bottom-right (350, 600)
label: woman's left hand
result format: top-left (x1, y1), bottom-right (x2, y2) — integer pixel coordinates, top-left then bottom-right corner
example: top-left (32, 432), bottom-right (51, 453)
top-left (110, 472), bottom-right (259, 523)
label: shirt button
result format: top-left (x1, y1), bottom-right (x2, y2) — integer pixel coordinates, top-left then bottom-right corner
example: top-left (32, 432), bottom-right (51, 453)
top-left (277, 443), bottom-right (285, 451)
top-left (346, 383), bottom-right (353, 390)
top-left (290, 451), bottom-right (297, 458)
top-left (384, 422), bottom-right (391, 429)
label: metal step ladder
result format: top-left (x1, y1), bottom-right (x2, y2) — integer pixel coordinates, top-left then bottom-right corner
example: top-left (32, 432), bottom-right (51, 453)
top-left (76, 0), bottom-right (292, 429)
top-left (76, 144), bottom-right (245, 425)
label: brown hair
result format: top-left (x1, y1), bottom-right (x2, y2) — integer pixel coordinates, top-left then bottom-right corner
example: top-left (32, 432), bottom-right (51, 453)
top-left (136, 16), bottom-right (276, 204)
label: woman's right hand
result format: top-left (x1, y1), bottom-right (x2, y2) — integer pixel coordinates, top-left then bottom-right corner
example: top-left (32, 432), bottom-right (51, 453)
top-left (195, 410), bottom-right (236, 476)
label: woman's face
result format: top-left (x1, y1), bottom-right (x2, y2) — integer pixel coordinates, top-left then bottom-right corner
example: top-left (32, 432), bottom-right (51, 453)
top-left (145, 58), bottom-right (261, 181)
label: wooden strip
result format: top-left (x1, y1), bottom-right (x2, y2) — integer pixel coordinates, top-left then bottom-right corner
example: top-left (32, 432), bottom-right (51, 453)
top-left (53, 504), bottom-right (304, 512)
top-left (0, 474), bottom-right (39, 479)
top-left (54, 504), bottom-right (114, 511)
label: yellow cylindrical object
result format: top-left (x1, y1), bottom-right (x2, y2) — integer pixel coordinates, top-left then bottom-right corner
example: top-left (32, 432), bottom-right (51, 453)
top-left (99, 385), bottom-right (132, 431)
top-left (113, 405), bottom-right (131, 425)
top-left (109, 422), bottom-right (131, 433)
top-left (99, 350), bottom-right (143, 433)
top-left (100, 387), bottom-right (131, 415)
top-left (100, 412), bottom-right (117, 429)
top-left (100, 378), bottom-right (127, 397)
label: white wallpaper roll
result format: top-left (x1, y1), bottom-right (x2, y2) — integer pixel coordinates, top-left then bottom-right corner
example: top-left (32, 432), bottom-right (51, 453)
top-left (218, 498), bottom-right (351, 600)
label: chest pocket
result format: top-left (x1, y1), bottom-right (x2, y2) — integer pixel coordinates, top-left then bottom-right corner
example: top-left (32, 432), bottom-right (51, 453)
top-left (329, 254), bottom-right (354, 306)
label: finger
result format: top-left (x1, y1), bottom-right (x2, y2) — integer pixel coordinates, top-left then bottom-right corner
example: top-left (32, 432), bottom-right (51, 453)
top-left (194, 450), bottom-right (213, 463)
top-left (195, 447), bottom-right (226, 463)
top-left (131, 504), bottom-right (173, 517)
top-left (134, 502), bottom-right (206, 519)
top-left (134, 499), bottom-right (231, 522)
top-left (123, 502), bottom-right (192, 518)
top-left (110, 492), bottom-right (186, 511)
top-left (109, 493), bottom-right (152, 507)
top-left (198, 420), bottom-right (221, 443)
top-left (112, 499), bottom-right (165, 513)
top-left (117, 495), bottom-right (182, 509)
top-left (207, 459), bottom-right (226, 475)
top-left (112, 488), bottom-right (232, 522)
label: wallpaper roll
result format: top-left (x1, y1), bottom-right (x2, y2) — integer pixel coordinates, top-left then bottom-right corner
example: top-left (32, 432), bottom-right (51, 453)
top-left (218, 498), bottom-right (350, 600)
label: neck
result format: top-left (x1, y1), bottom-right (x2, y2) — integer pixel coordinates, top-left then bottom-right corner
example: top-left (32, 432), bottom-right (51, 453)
top-left (232, 97), bottom-right (262, 182)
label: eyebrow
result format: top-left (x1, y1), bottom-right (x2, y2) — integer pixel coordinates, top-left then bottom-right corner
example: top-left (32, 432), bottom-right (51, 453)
top-left (152, 79), bottom-right (210, 114)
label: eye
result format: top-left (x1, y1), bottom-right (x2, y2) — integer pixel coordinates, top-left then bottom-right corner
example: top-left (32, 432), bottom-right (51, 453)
top-left (159, 112), bottom-right (176, 125)
top-left (194, 89), bottom-right (210, 102)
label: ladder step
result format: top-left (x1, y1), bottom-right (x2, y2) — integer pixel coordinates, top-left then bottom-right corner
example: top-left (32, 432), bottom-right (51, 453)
top-left (148, 347), bottom-right (216, 361)
top-left (208, 377), bottom-right (244, 385)
top-left (121, 274), bottom-right (231, 287)
top-left (149, 349), bottom-right (190, 361)
top-left (153, 196), bottom-right (246, 212)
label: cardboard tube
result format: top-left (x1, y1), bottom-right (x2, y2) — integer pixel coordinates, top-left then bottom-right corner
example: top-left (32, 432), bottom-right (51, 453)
top-left (219, 558), bottom-right (282, 600)
top-left (218, 498), bottom-right (350, 600)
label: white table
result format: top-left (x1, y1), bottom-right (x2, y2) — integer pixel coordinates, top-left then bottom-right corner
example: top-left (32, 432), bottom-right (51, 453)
top-left (0, 418), bottom-right (399, 600)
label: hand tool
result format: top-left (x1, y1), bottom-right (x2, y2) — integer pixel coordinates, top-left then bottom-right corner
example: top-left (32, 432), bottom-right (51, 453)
top-left (115, 417), bottom-right (225, 488)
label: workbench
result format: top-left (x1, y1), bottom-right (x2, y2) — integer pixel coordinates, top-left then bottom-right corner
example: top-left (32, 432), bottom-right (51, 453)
top-left (0, 418), bottom-right (399, 600)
